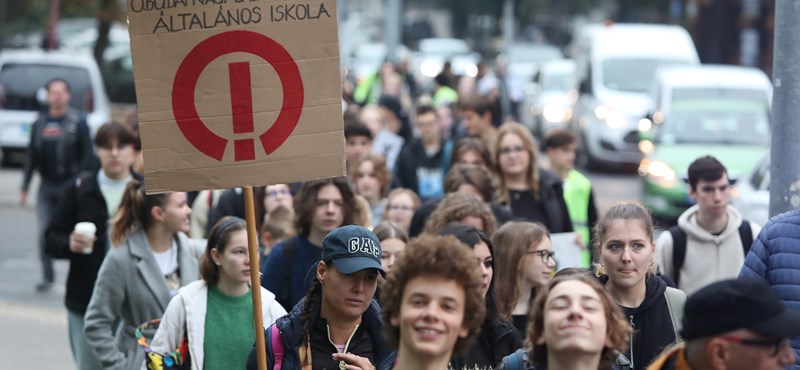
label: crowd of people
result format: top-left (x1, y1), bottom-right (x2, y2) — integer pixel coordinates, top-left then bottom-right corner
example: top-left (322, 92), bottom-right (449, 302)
top-left (20, 62), bottom-right (800, 370)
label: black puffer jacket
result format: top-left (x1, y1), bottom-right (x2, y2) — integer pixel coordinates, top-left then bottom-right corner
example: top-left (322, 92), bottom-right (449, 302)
top-left (247, 296), bottom-right (396, 370)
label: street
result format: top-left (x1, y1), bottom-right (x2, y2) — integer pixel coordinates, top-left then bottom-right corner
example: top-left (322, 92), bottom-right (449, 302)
top-left (0, 166), bottom-right (639, 369)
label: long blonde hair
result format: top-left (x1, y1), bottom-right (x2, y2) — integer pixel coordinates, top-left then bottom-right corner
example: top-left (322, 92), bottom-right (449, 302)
top-left (493, 122), bottom-right (540, 203)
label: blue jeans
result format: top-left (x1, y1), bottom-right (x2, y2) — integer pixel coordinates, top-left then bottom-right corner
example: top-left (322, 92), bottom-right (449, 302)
top-left (67, 309), bottom-right (103, 370)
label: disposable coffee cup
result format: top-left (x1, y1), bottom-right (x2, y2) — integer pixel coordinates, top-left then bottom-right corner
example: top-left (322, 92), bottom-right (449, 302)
top-left (74, 222), bottom-right (97, 255)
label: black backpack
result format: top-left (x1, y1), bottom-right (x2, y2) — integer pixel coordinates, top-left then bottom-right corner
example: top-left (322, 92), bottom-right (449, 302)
top-left (668, 221), bottom-right (753, 287)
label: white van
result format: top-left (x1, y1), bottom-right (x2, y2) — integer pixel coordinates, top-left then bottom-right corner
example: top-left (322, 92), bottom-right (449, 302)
top-left (0, 49), bottom-right (110, 165)
top-left (571, 23), bottom-right (700, 168)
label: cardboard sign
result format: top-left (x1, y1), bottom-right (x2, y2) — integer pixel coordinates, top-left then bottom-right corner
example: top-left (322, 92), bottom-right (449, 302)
top-left (126, 0), bottom-right (345, 193)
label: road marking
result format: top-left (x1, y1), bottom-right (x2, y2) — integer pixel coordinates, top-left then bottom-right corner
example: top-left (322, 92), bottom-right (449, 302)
top-left (0, 301), bottom-right (67, 326)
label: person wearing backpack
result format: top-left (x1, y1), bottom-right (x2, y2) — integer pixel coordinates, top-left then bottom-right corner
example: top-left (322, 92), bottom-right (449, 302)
top-left (595, 202), bottom-right (687, 369)
top-left (247, 225), bottom-right (396, 370)
top-left (655, 156), bottom-right (761, 296)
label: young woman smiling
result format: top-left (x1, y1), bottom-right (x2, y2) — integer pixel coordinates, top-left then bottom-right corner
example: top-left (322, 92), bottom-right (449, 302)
top-left (501, 273), bottom-right (631, 370)
top-left (594, 202), bottom-right (686, 369)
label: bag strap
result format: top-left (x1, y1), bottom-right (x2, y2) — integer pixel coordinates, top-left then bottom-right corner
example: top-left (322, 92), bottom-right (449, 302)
top-left (270, 324), bottom-right (284, 370)
top-left (500, 348), bottom-right (526, 370)
top-left (664, 287), bottom-right (687, 340)
top-left (440, 140), bottom-right (453, 174)
top-left (668, 225), bottom-right (687, 287)
top-left (279, 237), bottom-right (297, 310)
top-left (738, 220), bottom-right (753, 256)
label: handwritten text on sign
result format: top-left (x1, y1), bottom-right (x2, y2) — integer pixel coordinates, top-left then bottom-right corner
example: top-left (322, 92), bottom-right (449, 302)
top-left (129, 0), bottom-right (332, 33)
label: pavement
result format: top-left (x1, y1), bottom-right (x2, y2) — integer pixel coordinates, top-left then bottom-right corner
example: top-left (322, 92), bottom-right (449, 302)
top-left (0, 168), bottom-right (75, 370)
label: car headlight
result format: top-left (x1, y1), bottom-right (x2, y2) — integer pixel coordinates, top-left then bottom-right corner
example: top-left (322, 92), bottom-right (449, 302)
top-left (420, 60), bottom-right (441, 78)
top-left (542, 105), bottom-right (572, 123)
top-left (593, 105), bottom-right (627, 128)
top-left (639, 159), bottom-right (677, 188)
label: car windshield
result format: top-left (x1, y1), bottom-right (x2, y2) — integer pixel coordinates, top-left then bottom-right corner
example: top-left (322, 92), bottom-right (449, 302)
top-left (419, 39), bottom-right (469, 56)
top-left (658, 88), bottom-right (770, 146)
top-left (602, 59), bottom-right (690, 92)
top-left (0, 63), bottom-right (93, 112)
top-left (507, 46), bottom-right (562, 64)
top-left (541, 71), bottom-right (574, 92)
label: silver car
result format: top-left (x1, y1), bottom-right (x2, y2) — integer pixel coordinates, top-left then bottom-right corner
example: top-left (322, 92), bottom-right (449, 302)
top-left (0, 49), bottom-right (111, 165)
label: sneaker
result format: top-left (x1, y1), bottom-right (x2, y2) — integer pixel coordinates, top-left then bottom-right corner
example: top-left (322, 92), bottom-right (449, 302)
top-left (35, 281), bottom-right (53, 292)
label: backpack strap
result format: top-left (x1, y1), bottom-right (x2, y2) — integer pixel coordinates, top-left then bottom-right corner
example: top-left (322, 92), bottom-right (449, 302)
top-left (440, 139), bottom-right (453, 174)
top-left (279, 237), bottom-right (297, 310)
top-left (738, 220), bottom-right (753, 256)
top-left (668, 225), bottom-right (687, 287)
top-left (269, 324), bottom-right (284, 370)
top-left (500, 348), bottom-right (526, 370)
top-left (663, 287), bottom-right (687, 340)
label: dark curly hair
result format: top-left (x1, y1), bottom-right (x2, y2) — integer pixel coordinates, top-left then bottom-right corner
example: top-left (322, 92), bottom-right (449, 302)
top-left (526, 273), bottom-right (631, 370)
top-left (380, 234), bottom-right (486, 356)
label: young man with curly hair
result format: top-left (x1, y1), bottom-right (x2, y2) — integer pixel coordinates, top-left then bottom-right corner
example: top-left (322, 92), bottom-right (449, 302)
top-left (380, 234), bottom-right (486, 370)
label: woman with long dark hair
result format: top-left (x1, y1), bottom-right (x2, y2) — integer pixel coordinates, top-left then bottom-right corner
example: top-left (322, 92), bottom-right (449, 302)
top-left (247, 225), bottom-right (396, 370)
top-left (439, 223), bottom-right (521, 370)
top-left (148, 216), bottom-right (286, 369)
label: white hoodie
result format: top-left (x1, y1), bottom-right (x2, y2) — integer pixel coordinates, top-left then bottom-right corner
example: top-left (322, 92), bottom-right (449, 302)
top-left (655, 205), bottom-right (760, 296)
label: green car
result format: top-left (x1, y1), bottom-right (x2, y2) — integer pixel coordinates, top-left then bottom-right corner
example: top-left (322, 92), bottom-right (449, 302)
top-left (637, 65), bottom-right (772, 220)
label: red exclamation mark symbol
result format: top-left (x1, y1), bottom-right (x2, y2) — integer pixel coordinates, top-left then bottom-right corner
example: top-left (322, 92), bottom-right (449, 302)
top-left (229, 61), bottom-right (255, 161)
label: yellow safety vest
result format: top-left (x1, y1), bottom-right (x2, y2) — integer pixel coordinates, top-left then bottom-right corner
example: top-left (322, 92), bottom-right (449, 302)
top-left (563, 169), bottom-right (592, 267)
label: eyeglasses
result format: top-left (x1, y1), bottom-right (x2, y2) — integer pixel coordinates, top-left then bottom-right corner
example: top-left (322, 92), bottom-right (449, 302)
top-left (388, 204), bottom-right (415, 212)
top-left (526, 250), bottom-right (555, 264)
top-left (499, 145), bottom-right (527, 156)
top-left (267, 189), bottom-right (292, 198)
top-left (717, 336), bottom-right (787, 357)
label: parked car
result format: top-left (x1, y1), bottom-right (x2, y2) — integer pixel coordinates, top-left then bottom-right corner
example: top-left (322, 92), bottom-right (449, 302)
top-left (0, 49), bottom-right (111, 165)
top-left (411, 38), bottom-right (480, 90)
top-left (732, 153), bottom-right (770, 227)
top-left (570, 23), bottom-right (700, 169)
top-left (638, 65), bottom-right (772, 219)
top-left (504, 42), bottom-right (563, 84)
top-left (520, 59), bottom-right (578, 140)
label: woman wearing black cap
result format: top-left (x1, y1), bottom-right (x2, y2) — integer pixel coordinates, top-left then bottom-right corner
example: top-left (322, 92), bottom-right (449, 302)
top-left (247, 225), bottom-right (396, 370)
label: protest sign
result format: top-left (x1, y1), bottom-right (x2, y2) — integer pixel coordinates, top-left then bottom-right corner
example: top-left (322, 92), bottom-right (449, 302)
top-left (126, 0), bottom-right (344, 193)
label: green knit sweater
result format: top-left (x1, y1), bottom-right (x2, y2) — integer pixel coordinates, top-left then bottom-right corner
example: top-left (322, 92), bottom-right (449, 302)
top-left (204, 286), bottom-right (254, 370)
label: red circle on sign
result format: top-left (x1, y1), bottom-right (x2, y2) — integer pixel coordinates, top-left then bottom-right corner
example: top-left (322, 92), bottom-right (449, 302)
top-left (172, 30), bottom-right (304, 161)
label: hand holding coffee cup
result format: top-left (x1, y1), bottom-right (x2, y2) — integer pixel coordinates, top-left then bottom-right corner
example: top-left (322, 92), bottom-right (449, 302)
top-left (72, 222), bottom-right (97, 254)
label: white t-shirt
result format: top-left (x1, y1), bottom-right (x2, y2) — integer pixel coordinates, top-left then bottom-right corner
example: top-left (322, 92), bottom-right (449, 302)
top-left (152, 239), bottom-right (180, 296)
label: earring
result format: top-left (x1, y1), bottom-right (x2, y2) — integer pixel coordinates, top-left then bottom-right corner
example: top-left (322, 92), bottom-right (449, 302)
top-left (600, 261), bottom-right (605, 267)
top-left (649, 258), bottom-right (654, 267)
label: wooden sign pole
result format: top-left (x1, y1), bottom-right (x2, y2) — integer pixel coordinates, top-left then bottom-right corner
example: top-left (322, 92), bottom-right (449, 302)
top-left (244, 186), bottom-right (267, 370)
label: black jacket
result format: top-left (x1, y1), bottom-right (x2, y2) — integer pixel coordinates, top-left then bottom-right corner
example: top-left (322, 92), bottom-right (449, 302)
top-left (22, 108), bottom-right (94, 191)
top-left (601, 275), bottom-right (678, 369)
top-left (45, 170), bottom-right (142, 314)
top-left (392, 138), bottom-right (450, 199)
top-left (247, 297), bottom-right (396, 370)
top-left (450, 319), bottom-right (521, 370)
top-left (505, 168), bottom-right (572, 233)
